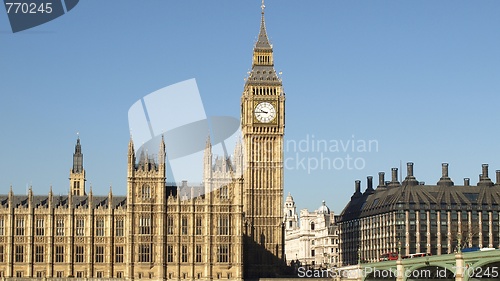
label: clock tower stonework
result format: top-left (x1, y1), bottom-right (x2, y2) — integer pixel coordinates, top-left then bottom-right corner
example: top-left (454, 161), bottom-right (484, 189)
top-left (241, 4), bottom-right (286, 278)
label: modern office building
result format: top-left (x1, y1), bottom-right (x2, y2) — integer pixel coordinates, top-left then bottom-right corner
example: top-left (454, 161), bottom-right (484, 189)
top-left (338, 162), bottom-right (500, 265)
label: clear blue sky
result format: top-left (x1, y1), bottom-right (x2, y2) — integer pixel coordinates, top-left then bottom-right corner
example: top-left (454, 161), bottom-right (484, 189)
top-left (1, 1), bottom-right (500, 214)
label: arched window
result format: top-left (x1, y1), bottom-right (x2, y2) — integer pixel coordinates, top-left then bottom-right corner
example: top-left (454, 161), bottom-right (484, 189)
top-left (310, 222), bottom-right (315, 231)
top-left (288, 210), bottom-right (292, 217)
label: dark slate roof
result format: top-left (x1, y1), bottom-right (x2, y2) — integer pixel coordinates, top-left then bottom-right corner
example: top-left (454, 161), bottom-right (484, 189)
top-left (339, 181), bottom-right (500, 222)
top-left (255, 12), bottom-right (272, 50)
top-left (246, 66), bottom-right (280, 86)
top-left (0, 194), bottom-right (127, 209)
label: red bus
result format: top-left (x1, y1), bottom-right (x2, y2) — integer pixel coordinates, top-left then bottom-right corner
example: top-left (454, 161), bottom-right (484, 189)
top-left (379, 252), bottom-right (398, 261)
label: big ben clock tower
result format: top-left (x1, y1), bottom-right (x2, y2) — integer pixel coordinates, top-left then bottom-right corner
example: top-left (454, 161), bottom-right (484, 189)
top-left (241, 1), bottom-right (285, 277)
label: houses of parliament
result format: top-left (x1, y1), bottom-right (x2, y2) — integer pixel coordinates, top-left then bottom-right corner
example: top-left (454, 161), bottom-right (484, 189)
top-left (0, 4), bottom-right (286, 280)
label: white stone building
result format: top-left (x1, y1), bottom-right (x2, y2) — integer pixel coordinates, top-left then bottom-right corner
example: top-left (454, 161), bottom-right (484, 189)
top-left (284, 194), bottom-right (340, 269)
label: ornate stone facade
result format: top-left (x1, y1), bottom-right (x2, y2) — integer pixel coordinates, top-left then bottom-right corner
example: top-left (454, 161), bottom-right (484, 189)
top-left (0, 136), bottom-right (244, 280)
top-left (0, 4), bottom-right (285, 280)
top-left (240, 4), bottom-right (286, 278)
top-left (284, 195), bottom-right (340, 269)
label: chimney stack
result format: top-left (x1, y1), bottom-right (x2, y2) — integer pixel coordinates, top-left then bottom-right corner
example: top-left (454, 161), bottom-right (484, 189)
top-left (478, 164), bottom-right (494, 186)
top-left (437, 163), bottom-right (454, 186)
top-left (496, 170), bottom-right (500, 185)
top-left (403, 162), bottom-right (418, 185)
top-left (442, 163), bottom-right (449, 178)
top-left (464, 178), bottom-right (470, 186)
top-left (355, 180), bottom-right (361, 194)
top-left (365, 176), bottom-right (374, 194)
top-left (388, 168), bottom-right (400, 187)
top-left (352, 180), bottom-right (362, 198)
top-left (378, 172), bottom-right (385, 187)
top-left (482, 164), bottom-right (489, 179)
top-left (407, 162), bottom-right (414, 177)
top-left (391, 168), bottom-right (398, 182)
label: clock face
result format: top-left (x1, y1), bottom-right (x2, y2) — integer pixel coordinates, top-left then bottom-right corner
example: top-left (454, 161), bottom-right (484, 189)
top-left (254, 102), bottom-right (276, 123)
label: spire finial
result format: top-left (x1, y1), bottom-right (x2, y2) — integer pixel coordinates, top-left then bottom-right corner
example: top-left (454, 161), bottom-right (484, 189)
top-left (261, 0), bottom-right (265, 14)
top-left (205, 134), bottom-right (212, 149)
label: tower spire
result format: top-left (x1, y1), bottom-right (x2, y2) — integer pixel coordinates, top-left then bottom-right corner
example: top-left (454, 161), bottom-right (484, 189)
top-left (256, 0), bottom-right (271, 50)
top-left (247, 0), bottom-right (279, 85)
top-left (73, 135), bottom-right (83, 173)
top-left (70, 136), bottom-right (86, 196)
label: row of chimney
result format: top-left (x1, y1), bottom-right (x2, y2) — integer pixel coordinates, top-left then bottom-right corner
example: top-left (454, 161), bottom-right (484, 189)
top-left (353, 163), bottom-right (500, 195)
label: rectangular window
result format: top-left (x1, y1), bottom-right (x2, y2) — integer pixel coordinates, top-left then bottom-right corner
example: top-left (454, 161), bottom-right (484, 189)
top-left (167, 245), bottom-right (173, 263)
top-left (218, 216), bottom-right (230, 236)
top-left (181, 216), bottom-right (188, 235)
top-left (96, 219), bottom-right (105, 236)
top-left (419, 211), bottom-right (426, 220)
top-left (461, 211), bottom-right (468, 220)
top-left (76, 271), bottom-right (84, 278)
top-left (115, 219), bottom-right (124, 237)
top-left (16, 218), bottom-right (24, 236)
top-left (75, 246), bottom-right (84, 263)
top-left (56, 219), bottom-right (64, 236)
top-left (35, 245), bottom-right (44, 263)
top-left (139, 216), bottom-right (151, 235)
top-left (96, 271), bottom-right (103, 278)
top-left (195, 216), bottom-right (202, 235)
top-left (0, 246), bottom-right (3, 263)
top-left (36, 218), bottom-right (44, 236)
top-left (36, 271), bottom-right (44, 278)
top-left (115, 246), bottom-right (124, 263)
top-left (0, 217), bottom-right (4, 235)
top-left (142, 185), bottom-right (151, 199)
top-left (95, 246), bottom-right (104, 263)
top-left (195, 245), bottom-right (202, 263)
top-left (181, 245), bottom-right (188, 263)
top-left (220, 186), bottom-right (228, 199)
top-left (55, 246), bottom-right (64, 263)
top-left (15, 245), bottom-right (24, 262)
top-left (217, 245), bottom-right (229, 263)
top-left (56, 271), bottom-right (64, 278)
top-left (167, 216), bottom-right (174, 235)
top-left (116, 272), bottom-right (123, 278)
top-left (76, 218), bottom-right (84, 236)
top-left (139, 244), bottom-right (151, 263)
